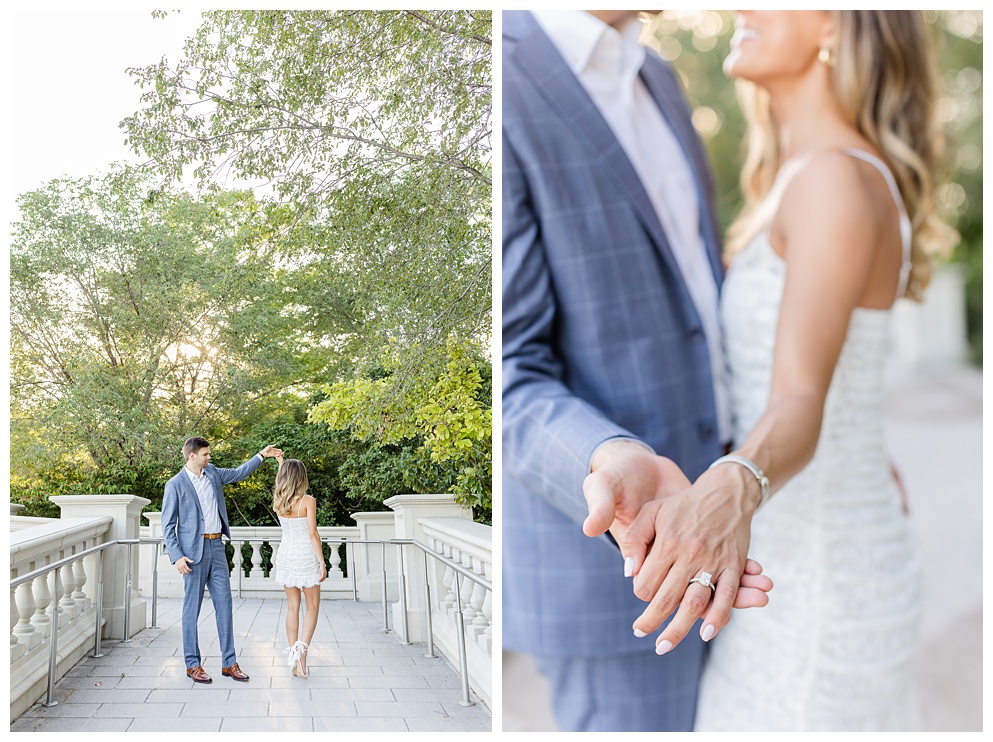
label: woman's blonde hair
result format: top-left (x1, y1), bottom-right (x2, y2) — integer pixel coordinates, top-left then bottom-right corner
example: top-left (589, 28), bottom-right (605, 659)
top-left (273, 459), bottom-right (309, 516)
top-left (727, 10), bottom-right (956, 301)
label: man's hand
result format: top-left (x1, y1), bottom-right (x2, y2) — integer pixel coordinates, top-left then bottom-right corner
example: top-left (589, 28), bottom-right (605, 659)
top-left (583, 440), bottom-right (690, 553)
top-left (260, 445), bottom-right (284, 459)
top-left (174, 556), bottom-right (193, 575)
top-left (628, 463), bottom-right (762, 652)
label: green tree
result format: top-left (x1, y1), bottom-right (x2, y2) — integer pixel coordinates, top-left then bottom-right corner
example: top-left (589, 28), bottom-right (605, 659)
top-left (9, 167), bottom-right (318, 509)
top-left (308, 338), bottom-right (492, 521)
top-left (122, 10), bottom-right (493, 389)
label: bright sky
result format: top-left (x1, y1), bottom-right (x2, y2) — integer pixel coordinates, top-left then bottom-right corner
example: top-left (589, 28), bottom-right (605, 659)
top-left (5, 7), bottom-right (206, 203)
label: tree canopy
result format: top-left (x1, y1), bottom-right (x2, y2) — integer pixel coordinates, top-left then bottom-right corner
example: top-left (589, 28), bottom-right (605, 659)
top-left (122, 10), bottom-right (493, 387)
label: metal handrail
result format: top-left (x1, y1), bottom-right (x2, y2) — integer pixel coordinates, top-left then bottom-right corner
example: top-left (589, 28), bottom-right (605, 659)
top-left (12, 532), bottom-right (492, 711)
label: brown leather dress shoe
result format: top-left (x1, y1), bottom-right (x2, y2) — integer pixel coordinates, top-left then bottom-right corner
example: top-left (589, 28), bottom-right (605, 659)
top-left (186, 666), bottom-right (212, 684)
top-left (221, 663), bottom-right (250, 681)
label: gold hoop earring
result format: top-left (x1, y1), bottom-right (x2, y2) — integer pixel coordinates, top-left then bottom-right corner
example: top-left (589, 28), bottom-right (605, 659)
top-left (818, 47), bottom-right (835, 67)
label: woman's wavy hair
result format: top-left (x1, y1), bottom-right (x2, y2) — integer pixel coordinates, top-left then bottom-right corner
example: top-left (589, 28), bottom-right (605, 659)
top-left (273, 459), bottom-right (309, 516)
top-left (727, 10), bottom-right (957, 301)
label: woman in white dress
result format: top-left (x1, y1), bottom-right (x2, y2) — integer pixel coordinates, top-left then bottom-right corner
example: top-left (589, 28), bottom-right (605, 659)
top-left (272, 457), bottom-right (327, 678)
top-left (624, 10), bottom-right (954, 731)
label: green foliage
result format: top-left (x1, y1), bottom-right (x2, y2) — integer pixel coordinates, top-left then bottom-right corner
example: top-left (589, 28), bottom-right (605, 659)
top-left (308, 338), bottom-right (492, 522)
top-left (11, 11), bottom-right (494, 523)
top-left (122, 10), bottom-right (493, 390)
top-left (10, 167), bottom-right (316, 492)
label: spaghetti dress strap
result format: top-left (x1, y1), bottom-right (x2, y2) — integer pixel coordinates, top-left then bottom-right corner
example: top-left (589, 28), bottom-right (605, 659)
top-left (841, 148), bottom-right (913, 301)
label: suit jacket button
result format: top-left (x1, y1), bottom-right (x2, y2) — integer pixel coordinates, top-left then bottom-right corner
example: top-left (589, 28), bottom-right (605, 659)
top-left (689, 328), bottom-right (705, 344)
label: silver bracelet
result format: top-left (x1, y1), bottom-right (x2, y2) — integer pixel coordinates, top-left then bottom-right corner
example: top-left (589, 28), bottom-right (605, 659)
top-left (708, 454), bottom-right (770, 511)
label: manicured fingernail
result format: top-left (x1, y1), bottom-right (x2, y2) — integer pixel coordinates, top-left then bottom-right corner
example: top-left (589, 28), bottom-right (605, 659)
top-left (624, 557), bottom-right (635, 577)
top-left (702, 624), bottom-right (716, 642)
top-left (634, 628), bottom-right (647, 638)
top-left (655, 640), bottom-right (673, 655)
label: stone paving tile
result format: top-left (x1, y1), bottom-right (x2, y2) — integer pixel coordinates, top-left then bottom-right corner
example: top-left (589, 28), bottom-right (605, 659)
top-left (406, 716), bottom-right (493, 732)
top-left (312, 717), bottom-right (410, 732)
top-left (354, 700), bottom-right (447, 718)
top-left (308, 687), bottom-right (395, 702)
top-left (60, 689), bottom-right (151, 705)
top-left (220, 717), bottom-right (314, 732)
top-left (340, 655), bottom-right (417, 667)
top-left (267, 700), bottom-right (358, 717)
top-left (12, 717), bottom-right (132, 732)
top-left (11, 597), bottom-right (491, 732)
top-left (348, 675), bottom-right (430, 689)
top-left (126, 718), bottom-right (222, 732)
top-left (93, 703), bottom-right (185, 718)
top-left (393, 687), bottom-right (473, 704)
top-left (179, 702), bottom-right (269, 718)
top-left (21, 703), bottom-right (101, 718)
top-left (225, 688), bottom-right (316, 703)
top-left (115, 675), bottom-right (200, 689)
top-left (145, 688), bottom-right (232, 703)
top-left (269, 675), bottom-right (351, 689)
top-left (310, 664), bottom-right (386, 677)
top-left (440, 699), bottom-right (493, 718)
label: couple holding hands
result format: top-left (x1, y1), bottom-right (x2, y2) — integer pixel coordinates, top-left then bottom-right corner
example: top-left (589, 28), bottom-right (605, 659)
top-left (162, 438), bottom-right (326, 683)
top-left (503, 9), bottom-right (948, 732)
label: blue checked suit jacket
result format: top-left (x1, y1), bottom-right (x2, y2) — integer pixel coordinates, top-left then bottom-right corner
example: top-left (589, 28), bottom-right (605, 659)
top-left (502, 11), bottom-right (727, 658)
top-left (161, 456), bottom-right (263, 565)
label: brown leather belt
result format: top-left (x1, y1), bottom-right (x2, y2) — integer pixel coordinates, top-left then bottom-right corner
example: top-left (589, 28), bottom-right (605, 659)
top-left (204, 533), bottom-right (222, 539)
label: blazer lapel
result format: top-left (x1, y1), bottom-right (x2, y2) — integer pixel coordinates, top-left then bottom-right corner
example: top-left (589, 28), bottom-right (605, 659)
top-left (510, 23), bottom-right (694, 301)
top-left (639, 58), bottom-right (725, 286)
top-left (178, 468), bottom-right (204, 524)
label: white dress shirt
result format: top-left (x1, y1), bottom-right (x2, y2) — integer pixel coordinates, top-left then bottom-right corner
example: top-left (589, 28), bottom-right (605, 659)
top-left (185, 465), bottom-right (222, 533)
top-left (532, 10), bottom-right (732, 445)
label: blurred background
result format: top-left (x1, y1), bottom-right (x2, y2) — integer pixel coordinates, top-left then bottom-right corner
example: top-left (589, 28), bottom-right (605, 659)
top-left (502, 10), bottom-right (983, 732)
top-left (645, 9), bottom-right (983, 367)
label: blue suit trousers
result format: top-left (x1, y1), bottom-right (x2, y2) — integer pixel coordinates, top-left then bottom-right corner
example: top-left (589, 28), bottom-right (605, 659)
top-left (182, 537), bottom-right (236, 669)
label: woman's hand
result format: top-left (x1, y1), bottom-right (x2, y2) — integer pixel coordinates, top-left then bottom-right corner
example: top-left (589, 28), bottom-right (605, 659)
top-left (318, 564), bottom-right (327, 583)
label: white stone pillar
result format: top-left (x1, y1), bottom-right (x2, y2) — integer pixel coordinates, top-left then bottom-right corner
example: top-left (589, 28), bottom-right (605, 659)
top-left (383, 494), bottom-right (472, 642)
top-left (49, 495), bottom-right (151, 639)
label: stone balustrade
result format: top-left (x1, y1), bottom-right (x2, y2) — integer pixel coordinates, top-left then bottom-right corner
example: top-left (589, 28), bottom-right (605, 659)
top-left (383, 495), bottom-right (492, 708)
top-left (140, 514), bottom-right (363, 599)
top-left (11, 494), bottom-right (492, 716)
top-left (9, 515), bottom-right (113, 721)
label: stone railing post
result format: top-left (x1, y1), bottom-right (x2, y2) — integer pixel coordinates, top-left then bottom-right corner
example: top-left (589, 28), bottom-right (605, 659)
top-left (383, 495), bottom-right (472, 642)
top-left (49, 495), bottom-right (151, 639)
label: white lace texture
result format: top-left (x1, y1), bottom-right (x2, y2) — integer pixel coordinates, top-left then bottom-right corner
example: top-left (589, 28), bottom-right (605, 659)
top-left (272, 516), bottom-right (322, 589)
top-left (694, 228), bottom-right (924, 731)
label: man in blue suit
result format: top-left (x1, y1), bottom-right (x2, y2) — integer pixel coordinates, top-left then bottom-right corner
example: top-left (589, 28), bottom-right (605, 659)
top-left (162, 436), bottom-right (282, 683)
top-left (502, 10), bottom-right (766, 731)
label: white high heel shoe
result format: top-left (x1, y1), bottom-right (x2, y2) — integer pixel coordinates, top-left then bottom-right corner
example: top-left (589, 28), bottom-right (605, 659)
top-left (286, 641), bottom-right (308, 678)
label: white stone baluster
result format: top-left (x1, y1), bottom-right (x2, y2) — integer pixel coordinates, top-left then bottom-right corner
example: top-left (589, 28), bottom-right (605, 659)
top-left (470, 558), bottom-right (488, 635)
top-left (49, 570), bottom-right (64, 621)
top-left (31, 572), bottom-right (53, 639)
top-left (13, 579), bottom-right (38, 649)
top-left (440, 543), bottom-right (457, 615)
top-left (232, 541), bottom-right (244, 579)
top-left (72, 558), bottom-right (90, 610)
top-left (250, 542), bottom-right (263, 579)
top-left (11, 586), bottom-right (25, 661)
top-left (269, 542), bottom-right (279, 579)
top-left (458, 549), bottom-right (478, 624)
top-left (480, 566), bottom-right (493, 654)
top-left (328, 543), bottom-right (343, 580)
top-left (58, 559), bottom-right (78, 619)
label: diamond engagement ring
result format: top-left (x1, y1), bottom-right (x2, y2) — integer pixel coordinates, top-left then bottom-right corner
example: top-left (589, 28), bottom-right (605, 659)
top-left (690, 571), bottom-right (716, 592)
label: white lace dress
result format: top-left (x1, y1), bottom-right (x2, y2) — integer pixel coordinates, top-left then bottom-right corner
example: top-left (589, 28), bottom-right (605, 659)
top-left (273, 500), bottom-right (322, 589)
top-left (694, 150), bottom-right (924, 731)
